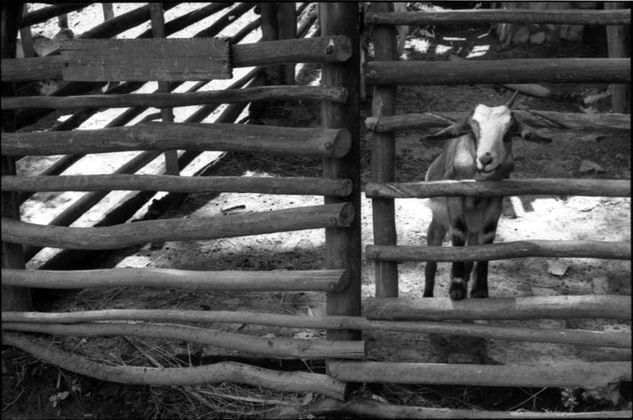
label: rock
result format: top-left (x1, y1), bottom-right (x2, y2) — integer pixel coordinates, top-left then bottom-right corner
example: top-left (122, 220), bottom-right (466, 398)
top-left (512, 26), bottom-right (530, 45)
top-left (531, 286), bottom-right (561, 296)
top-left (546, 259), bottom-right (569, 277)
top-left (530, 31), bottom-right (546, 44)
top-left (592, 276), bottom-right (610, 294)
top-left (579, 160), bottom-right (606, 173)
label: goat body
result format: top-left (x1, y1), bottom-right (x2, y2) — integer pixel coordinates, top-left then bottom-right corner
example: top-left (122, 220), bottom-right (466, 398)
top-left (424, 104), bottom-right (516, 300)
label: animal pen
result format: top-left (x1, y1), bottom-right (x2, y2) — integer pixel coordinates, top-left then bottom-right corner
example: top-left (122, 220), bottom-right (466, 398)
top-left (1, 2), bottom-right (631, 418)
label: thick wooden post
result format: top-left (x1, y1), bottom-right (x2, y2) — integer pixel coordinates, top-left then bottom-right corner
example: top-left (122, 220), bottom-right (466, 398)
top-left (369, 3), bottom-right (399, 298)
top-left (258, 3), bottom-right (282, 85)
top-left (1, 2), bottom-right (32, 311)
top-left (320, 2), bottom-right (361, 341)
top-left (18, 5), bottom-right (35, 58)
top-left (149, 3), bottom-right (179, 176)
top-left (277, 2), bottom-right (297, 85)
top-left (605, 2), bottom-right (630, 113)
top-left (102, 3), bottom-right (114, 21)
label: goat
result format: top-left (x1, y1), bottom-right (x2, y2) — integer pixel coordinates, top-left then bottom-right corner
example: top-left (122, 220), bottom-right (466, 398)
top-left (423, 93), bottom-right (550, 300)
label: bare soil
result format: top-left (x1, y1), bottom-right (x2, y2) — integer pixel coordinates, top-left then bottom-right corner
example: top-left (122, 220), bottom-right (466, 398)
top-left (3, 4), bottom-right (631, 419)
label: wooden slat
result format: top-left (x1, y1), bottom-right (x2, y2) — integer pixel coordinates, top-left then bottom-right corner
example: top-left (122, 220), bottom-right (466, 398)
top-left (364, 295), bottom-right (632, 321)
top-left (366, 241), bottom-right (631, 262)
top-left (1, 123), bottom-right (351, 158)
top-left (365, 9), bottom-right (631, 26)
top-left (1, 86), bottom-right (348, 109)
top-left (20, 3), bottom-right (86, 27)
top-left (3, 309), bottom-right (630, 348)
top-left (365, 179), bottom-right (631, 198)
top-left (328, 361), bottom-right (631, 388)
top-left (1, 202), bottom-right (354, 250)
top-left (61, 38), bottom-right (232, 81)
top-left (365, 59), bottom-right (631, 85)
top-left (2, 175), bottom-right (353, 196)
top-left (2, 268), bottom-right (350, 292)
top-left (1, 55), bottom-right (63, 81)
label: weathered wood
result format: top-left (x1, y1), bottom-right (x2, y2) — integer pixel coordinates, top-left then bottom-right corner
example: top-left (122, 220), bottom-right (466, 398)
top-left (328, 361), bottom-right (631, 388)
top-left (232, 35), bottom-right (352, 67)
top-left (20, 3), bottom-right (86, 27)
top-left (102, 3), bottom-right (114, 21)
top-left (2, 202), bottom-right (354, 250)
top-left (1, 2), bottom-right (32, 312)
top-left (366, 109), bottom-right (631, 132)
top-left (366, 241), bottom-right (631, 262)
top-left (2, 322), bottom-right (365, 360)
top-left (2, 123), bottom-right (351, 158)
top-left (4, 309), bottom-right (629, 348)
top-left (365, 59), bottom-right (631, 85)
top-left (369, 2), bottom-right (399, 299)
top-left (2, 332), bottom-right (348, 400)
top-left (605, 2), bottom-right (631, 113)
top-left (364, 295), bottom-right (632, 321)
top-left (320, 2), bottom-right (362, 342)
top-left (365, 9), bottom-right (631, 26)
top-left (1, 55), bottom-right (63, 81)
top-left (365, 179), bottom-right (631, 198)
top-left (310, 398), bottom-right (633, 419)
top-left (61, 38), bottom-right (232, 81)
top-left (2, 174), bottom-right (353, 196)
top-left (277, 2), bottom-right (297, 85)
top-left (2, 268), bottom-right (350, 292)
top-left (1, 86), bottom-right (348, 109)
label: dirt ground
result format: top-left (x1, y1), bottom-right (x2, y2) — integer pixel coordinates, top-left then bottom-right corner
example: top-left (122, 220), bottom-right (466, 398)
top-left (3, 3), bottom-right (631, 419)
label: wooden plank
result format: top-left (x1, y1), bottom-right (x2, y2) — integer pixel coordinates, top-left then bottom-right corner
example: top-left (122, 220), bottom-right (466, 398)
top-left (1, 202), bottom-right (355, 250)
top-left (4, 309), bottom-right (629, 348)
top-left (61, 38), bottom-right (232, 81)
top-left (364, 295), bottom-right (632, 321)
top-left (319, 2), bottom-right (362, 342)
top-left (368, 2), bottom-right (399, 299)
top-left (3, 332), bottom-right (348, 400)
top-left (605, 2), bottom-right (630, 113)
top-left (1, 55), bottom-right (63, 81)
top-left (328, 361), bottom-right (631, 388)
top-left (2, 123), bottom-right (352, 158)
top-left (365, 59), bottom-right (631, 85)
top-left (1, 86), bottom-right (348, 109)
top-left (2, 175), bottom-right (353, 196)
top-left (366, 241), bottom-right (631, 262)
top-left (20, 3), bottom-right (86, 27)
top-left (232, 35), bottom-right (352, 66)
top-left (365, 179), bottom-right (631, 198)
top-left (365, 9), bottom-right (631, 26)
top-left (365, 110), bottom-right (631, 132)
top-left (2, 268), bottom-right (350, 292)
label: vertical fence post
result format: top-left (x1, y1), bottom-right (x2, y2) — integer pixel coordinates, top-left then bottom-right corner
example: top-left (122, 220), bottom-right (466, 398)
top-left (369, 3), bottom-right (399, 298)
top-left (259, 3), bottom-right (282, 85)
top-left (277, 2), bottom-right (297, 85)
top-left (1, 2), bottom-right (32, 311)
top-left (102, 3), bottom-right (114, 21)
top-left (18, 4), bottom-right (35, 58)
top-left (605, 2), bottom-right (630, 113)
top-left (320, 2), bottom-right (361, 341)
top-left (149, 3), bottom-right (179, 176)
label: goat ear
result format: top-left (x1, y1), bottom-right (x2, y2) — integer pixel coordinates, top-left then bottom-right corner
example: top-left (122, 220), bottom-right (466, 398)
top-left (512, 113), bottom-right (552, 144)
top-left (426, 115), bottom-right (471, 140)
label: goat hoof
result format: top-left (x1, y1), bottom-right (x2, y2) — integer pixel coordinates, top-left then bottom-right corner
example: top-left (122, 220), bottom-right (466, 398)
top-left (470, 289), bottom-right (488, 298)
top-left (449, 283), bottom-right (467, 300)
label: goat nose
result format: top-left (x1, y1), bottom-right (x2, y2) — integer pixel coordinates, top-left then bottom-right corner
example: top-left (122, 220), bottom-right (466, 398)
top-left (479, 153), bottom-right (493, 166)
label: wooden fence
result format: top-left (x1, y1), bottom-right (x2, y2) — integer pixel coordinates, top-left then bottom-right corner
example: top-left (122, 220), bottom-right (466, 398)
top-left (1, 2), bottom-right (631, 417)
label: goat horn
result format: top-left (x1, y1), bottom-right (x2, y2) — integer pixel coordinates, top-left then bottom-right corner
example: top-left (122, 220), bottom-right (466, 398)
top-left (506, 90), bottom-right (519, 108)
top-left (426, 116), bottom-right (471, 140)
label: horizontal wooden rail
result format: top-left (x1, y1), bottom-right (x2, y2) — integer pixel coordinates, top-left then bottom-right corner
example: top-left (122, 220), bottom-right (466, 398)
top-left (20, 3), bottom-right (87, 27)
top-left (2, 322), bottom-right (365, 360)
top-left (2, 268), bottom-right (350, 292)
top-left (1, 202), bottom-right (354, 250)
top-left (2, 122), bottom-right (351, 158)
top-left (1, 86), bottom-right (348, 110)
top-left (365, 179), bottom-right (631, 198)
top-left (328, 361), bottom-right (631, 388)
top-left (365, 59), bottom-right (631, 85)
top-left (364, 295), bottom-right (632, 321)
top-left (365, 9), bottom-right (631, 26)
top-left (1, 35), bottom-right (352, 82)
top-left (2, 175), bottom-right (353, 196)
top-left (366, 110), bottom-right (632, 132)
top-left (366, 241), bottom-right (631, 262)
top-left (232, 35), bottom-right (352, 66)
top-left (2, 332), bottom-right (347, 400)
top-left (311, 399), bottom-right (633, 419)
top-left (3, 310), bottom-right (629, 348)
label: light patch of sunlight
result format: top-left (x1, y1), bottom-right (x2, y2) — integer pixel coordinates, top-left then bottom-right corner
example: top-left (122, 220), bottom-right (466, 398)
top-left (436, 44), bottom-right (453, 55)
top-left (466, 44), bottom-right (490, 59)
top-left (56, 114), bottom-right (74, 122)
top-left (407, 38), bottom-right (431, 54)
top-left (442, 36), bottom-right (466, 42)
top-left (308, 70), bottom-right (322, 87)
